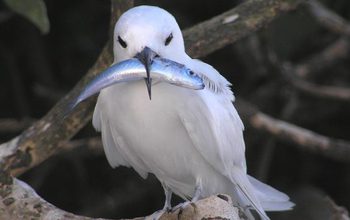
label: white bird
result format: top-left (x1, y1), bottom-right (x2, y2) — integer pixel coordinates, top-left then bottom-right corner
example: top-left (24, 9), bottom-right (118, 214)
top-left (92, 5), bottom-right (294, 220)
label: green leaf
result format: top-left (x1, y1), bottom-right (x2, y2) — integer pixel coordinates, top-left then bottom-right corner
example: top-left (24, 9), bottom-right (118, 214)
top-left (4, 0), bottom-right (50, 34)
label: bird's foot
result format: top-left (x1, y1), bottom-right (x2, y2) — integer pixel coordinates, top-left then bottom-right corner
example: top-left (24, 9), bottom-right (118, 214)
top-left (171, 201), bottom-right (197, 218)
top-left (146, 210), bottom-right (163, 220)
top-left (145, 208), bottom-right (171, 220)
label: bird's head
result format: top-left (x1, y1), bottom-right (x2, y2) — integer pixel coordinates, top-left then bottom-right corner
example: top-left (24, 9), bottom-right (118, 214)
top-left (114, 5), bottom-right (185, 62)
top-left (113, 6), bottom-right (186, 98)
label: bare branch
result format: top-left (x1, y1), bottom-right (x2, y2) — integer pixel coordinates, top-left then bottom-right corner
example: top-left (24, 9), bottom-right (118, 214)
top-left (297, 1), bottom-right (350, 101)
top-left (273, 37), bottom-right (350, 103)
top-left (282, 62), bottom-right (350, 102)
top-left (287, 72), bottom-right (350, 102)
top-left (236, 99), bottom-right (350, 162)
top-left (294, 0), bottom-right (350, 79)
top-left (0, 178), bottom-right (241, 220)
top-left (184, 0), bottom-right (301, 58)
top-left (294, 38), bottom-right (350, 78)
top-left (0, 178), bottom-right (112, 220)
top-left (305, 0), bottom-right (350, 36)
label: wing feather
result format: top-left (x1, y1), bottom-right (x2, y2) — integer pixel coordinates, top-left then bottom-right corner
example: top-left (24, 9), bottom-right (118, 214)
top-left (180, 59), bottom-right (269, 219)
top-left (93, 93), bottom-right (149, 178)
top-left (93, 97), bottom-right (129, 168)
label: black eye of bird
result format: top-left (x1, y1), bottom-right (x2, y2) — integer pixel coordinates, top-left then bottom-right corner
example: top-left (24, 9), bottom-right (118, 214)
top-left (165, 33), bottom-right (173, 46)
top-left (118, 35), bottom-right (127, 48)
top-left (189, 70), bottom-right (194, 76)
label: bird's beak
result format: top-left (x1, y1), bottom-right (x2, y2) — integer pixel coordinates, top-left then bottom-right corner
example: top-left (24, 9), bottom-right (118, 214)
top-left (134, 47), bottom-right (158, 100)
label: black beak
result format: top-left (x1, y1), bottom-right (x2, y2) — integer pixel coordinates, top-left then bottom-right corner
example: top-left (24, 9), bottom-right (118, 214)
top-left (134, 47), bottom-right (158, 100)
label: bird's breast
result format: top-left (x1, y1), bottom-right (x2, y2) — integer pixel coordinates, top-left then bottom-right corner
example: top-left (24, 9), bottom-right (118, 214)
top-left (99, 81), bottom-right (203, 174)
top-left (96, 81), bottom-right (233, 198)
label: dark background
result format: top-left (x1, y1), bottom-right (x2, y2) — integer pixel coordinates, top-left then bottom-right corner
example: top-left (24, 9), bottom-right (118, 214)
top-left (0, 0), bottom-right (350, 219)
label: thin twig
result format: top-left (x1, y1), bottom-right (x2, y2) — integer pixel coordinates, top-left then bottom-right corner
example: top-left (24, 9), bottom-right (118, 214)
top-left (184, 0), bottom-right (301, 58)
top-left (236, 99), bottom-right (350, 162)
top-left (287, 70), bottom-right (350, 102)
top-left (0, 178), bottom-right (240, 220)
top-left (275, 37), bottom-right (350, 102)
top-left (294, 38), bottom-right (350, 78)
top-left (305, 0), bottom-right (350, 36)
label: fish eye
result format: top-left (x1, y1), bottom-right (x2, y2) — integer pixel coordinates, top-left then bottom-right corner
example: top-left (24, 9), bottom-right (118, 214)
top-left (165, 33), bottom-right (173, 46)
top-left (118, 35), bottom-right (127, 48)
top-left (189, 70), bottom-right (195, 76)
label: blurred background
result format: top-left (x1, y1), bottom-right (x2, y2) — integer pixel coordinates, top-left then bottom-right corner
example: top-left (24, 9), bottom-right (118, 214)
top-left (0, 0), bottom-right (350, 219)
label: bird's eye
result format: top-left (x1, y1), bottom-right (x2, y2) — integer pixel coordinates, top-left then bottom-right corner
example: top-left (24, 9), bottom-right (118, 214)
top-left (164, 33), bottom-right (173, 46)
top-left (189, 70), bottom-right (195, 76)
top-left (118, 35), bottom-right (127, 48)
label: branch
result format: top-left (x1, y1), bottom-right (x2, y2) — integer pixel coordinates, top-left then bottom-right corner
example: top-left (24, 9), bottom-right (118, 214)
top-left (295, 1), bottom-right (350, 101)
top-left (278, 38), bottom-right (350, 102)
top-left (158, 195), bottom-right (241, 220)
top-left (286, 65), bottom-right (350, 102)
top-left (293, 37), bottom-right (350, 78)
top-left (0, 178), bottom-right (111, 220)
top-left (184, 0), bottom-right (301, 58)
top-left (0, 178), bottom-right (240, 220)
top-left (236, 99), bottom-right (350, 162)
top-left (306, 0), bottom-right (350, 36)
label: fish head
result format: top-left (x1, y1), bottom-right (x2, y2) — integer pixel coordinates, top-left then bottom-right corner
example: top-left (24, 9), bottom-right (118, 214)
top-left (169, 65), bottom-right (204, 90)
top-left (151, 58), bottom-right (204, 90)
top-left (182, 69), bottom-right (205, 90)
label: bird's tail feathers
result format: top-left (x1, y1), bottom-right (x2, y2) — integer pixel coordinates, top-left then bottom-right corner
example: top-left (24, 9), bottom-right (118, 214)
top-left (230, 167), bottom-right (270, 220)
top-left (248, 175), bottom-right (295, 211)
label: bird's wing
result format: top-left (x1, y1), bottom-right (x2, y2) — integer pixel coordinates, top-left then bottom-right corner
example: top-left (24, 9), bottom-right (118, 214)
top-left (93, 94), bottom-right (149, 179)
top-left (178, 92), bottom-right (246, 173)
top-left (182, 58), bottom-right (245, 170)
top-left (179, 59), bottom-right (269, 219)
top-left (93, 96), bottom-right (130, 168)
top-left (178, 92), bottom-right (269, 219)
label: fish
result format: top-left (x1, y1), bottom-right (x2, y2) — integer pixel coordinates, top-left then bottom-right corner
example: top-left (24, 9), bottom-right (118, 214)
top-left (70, 57), bottom-right (204, 109)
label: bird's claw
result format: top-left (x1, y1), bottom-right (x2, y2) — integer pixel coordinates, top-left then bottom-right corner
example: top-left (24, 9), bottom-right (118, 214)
top-left (145, 209), bottom-right (164, 220)
top-left (146, 207), bottom-right (172, 220)
top-left (171, 201), bottom-right (197, 217)
top-left (165, 206), bottom-right (172, 213)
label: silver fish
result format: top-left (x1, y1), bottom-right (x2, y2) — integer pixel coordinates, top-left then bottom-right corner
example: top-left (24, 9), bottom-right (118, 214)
top-left (71, 57), bottom-right (204, 108)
